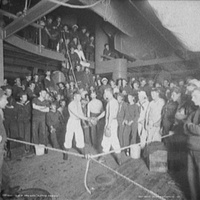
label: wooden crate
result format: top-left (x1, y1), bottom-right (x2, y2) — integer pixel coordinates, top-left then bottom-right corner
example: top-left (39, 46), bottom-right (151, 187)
top-left (148, 150), bottom-right (168, 172)
top-left (145, 142), bottom-right (168, 172)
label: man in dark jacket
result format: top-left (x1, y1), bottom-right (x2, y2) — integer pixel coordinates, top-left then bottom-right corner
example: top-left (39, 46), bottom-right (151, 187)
top-left (15, 92), bottom-right (31, 153)
top-left (0, 89), bottom-right (19, 197)
top-left (184, 88), bottom-right (200, 200)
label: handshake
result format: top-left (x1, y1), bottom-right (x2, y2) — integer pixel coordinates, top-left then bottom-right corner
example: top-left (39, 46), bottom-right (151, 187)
top-left (87, 117), bottom-right (99, 126)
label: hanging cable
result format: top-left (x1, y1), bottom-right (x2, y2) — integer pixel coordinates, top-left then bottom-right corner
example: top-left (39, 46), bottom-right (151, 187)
top-left (48, 0), bottom-right (102, 9)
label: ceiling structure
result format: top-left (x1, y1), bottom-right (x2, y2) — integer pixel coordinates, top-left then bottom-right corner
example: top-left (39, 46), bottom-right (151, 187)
top-left (1, 0), bottom-right (200, 80)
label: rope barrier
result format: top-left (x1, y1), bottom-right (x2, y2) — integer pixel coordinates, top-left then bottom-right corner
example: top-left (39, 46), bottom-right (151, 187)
top-left (7, 133), bottom-right (173, 199)
top-left (91, 158), bottom-right (166, 200)
top-left (84, 157), bottom-right (92, 194)
top-left (91, 133), bottom-right (172, 159)
top-left (7, 138), bottom-right (84, 158)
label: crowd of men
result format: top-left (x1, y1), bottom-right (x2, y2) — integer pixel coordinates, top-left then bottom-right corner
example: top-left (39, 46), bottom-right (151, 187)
top-left (22, 15), bottom-right (95, 63)
top-left (1, 73), bottom-right (200, 199)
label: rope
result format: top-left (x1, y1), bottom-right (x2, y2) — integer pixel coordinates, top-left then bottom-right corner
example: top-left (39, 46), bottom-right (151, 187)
top-left (91, 133), bottom-right (172, 159)
top-left (7, 138), bottom-right (84, 158)
top-left (8, 133), bottom-right (173, 198)
top-left (84, 157), bottom-right (92, 194)
top-left (91, 158), bottom-right (166, 200)
top-left (48, 0), bottom-right (102, 9)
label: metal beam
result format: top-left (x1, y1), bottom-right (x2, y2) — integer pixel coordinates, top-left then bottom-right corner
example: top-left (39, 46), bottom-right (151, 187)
top-left (4, 35), bottom-right (65, 61)
top-left (79, 0), bottom-right (135, 36)
top-left (4, 57), bottom-right (57, 71)
top-left (4, 0), bottom-right (69, 38)
top-left (0, 9), bottom-right (42, 29)
top-left (127, 56), bottom-right (190, 69)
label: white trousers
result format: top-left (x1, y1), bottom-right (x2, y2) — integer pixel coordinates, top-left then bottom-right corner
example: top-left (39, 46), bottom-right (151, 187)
top-left (138, 122), bottom-right (148, 149)
top-left (147, 126), bottom-right (161, 144)
top-left (64, 118), bottom-right (85, 149)
top-left (101, 120), bottom-right (121, 154)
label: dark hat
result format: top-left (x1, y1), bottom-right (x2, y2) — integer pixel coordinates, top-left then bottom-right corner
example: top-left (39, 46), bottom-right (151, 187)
top-left (4, 85), bottom-right (12, 90)
top-left (81, 26), bottom-right (87, 30)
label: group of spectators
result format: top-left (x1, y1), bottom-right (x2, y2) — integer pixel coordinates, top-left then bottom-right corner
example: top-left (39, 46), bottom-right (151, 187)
top-left (1, 72), bottom-right (200, 199)
top-left (36, 16), bottom-right (95, 62)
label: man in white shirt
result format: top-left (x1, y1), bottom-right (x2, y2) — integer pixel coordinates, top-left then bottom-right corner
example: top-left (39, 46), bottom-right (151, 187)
top-left (137, 91), bottom-right (149, 149)
top-left (146, 88), bottom-right (165, 143)
top-left (100, 88), bottom-right (121, 165)
top-left (64, 91), bottom-right (91, 160)
top-left (75, 44), bottom-right (90, 68)
top-left (87, 91), bottom-right (104, 151)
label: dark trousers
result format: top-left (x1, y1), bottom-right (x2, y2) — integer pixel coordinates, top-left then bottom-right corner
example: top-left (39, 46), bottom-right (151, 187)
top-left (49, 129), bottom-right (60, 149)
top-left (0, 148), bottom-right (10, 191)
top-left (117, 120), bottom-right (125, 147)
top-left (3, 118), bottom-right (18, 153)
top-left (90, 113), bottom-right (103, 151)
top-left (32, 118), bottom-right (47, 145)
top-left (187, 149), bottom-right (200, 200)
top-left (123, 122), bottom-right (138, 147)
top-left (18, 120), bottom-right (31, 151)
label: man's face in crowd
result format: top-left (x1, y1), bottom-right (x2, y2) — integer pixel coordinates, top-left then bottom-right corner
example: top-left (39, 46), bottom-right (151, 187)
top-left (191, 90), bottom-right (200, 106)
top-left (0, 95), bottom-right (8, 109)
top-left (5, 88), bottom-right (12, 97)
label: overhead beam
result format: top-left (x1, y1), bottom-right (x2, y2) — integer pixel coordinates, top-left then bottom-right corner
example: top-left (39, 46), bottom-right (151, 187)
top-left (79, 0), bottom-right (135, 36)
top-left (4, 57), bottom-right (57, 71)
top-left (0, 9), bottom-right (42, 29)
top-left (5, 66), bottom-right (30, 74)
top-left (4, 35), bottom-right (65, 61)
top-left (127, 55), bottom-right (190, 68)
top-left (3, 0), bottom-right (69, 38)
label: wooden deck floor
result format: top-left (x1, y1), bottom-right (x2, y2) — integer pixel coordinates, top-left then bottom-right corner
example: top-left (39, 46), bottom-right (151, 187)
top-left (8, 142), bottom-right (188, 200)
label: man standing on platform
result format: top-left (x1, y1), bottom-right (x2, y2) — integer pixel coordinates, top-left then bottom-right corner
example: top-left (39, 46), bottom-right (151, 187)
top-left (64, 91), bottom-right (91, 160)
top-left (100, 88), bottom-right (121, 165)
top-left (184, 88), bottom-right (200, 200)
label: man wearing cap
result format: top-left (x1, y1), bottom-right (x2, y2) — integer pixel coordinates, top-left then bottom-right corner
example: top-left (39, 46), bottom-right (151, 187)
top-left (82, 67), bottom-right (95, 90)
top-left (22, 73), bottom-right (32, 90)
top-left (99, 77), bottom-right (110, 99)
top-left (71, 24), bottom-right (79, 39)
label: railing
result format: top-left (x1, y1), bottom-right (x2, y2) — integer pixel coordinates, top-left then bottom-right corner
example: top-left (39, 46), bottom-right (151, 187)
top-left (0, 9), bottom-right (47, 53)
